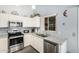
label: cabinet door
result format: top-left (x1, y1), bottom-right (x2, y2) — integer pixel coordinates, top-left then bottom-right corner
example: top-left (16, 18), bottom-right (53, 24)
top-left (44, 40), bottom-right (58, 53)
top-left (24, 34), bottom-right (33, 47)
top-left (8, 14), bottom-right (22, 22)
top-left (33, 16), bottom-right (40, 27)
top-left (31, 35), bottom-right (44, 53)
top-left (0, 38), bottom-right (8, 53)
top-left (23, 17), bottom-right (40, 27)
top-left (23, 17), bottom-right (31, 27)
top-left (0, 14), bottom-right (8, 27)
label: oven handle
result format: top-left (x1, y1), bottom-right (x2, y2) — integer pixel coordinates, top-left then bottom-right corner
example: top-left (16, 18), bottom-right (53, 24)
top-left (9, 35), bottom-right (24, 39)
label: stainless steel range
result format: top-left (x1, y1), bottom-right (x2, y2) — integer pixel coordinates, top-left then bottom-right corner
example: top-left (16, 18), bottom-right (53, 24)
top-left (8, 21), bottom-right (24, 53)
top-left (8, 31), bottom-right (24, 53)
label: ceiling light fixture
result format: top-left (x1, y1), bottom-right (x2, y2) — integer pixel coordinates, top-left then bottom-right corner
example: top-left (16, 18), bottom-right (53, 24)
top-left (30, 5), bottom-right (40, 18)
top-left (32, 5), bottom-right (36, 10)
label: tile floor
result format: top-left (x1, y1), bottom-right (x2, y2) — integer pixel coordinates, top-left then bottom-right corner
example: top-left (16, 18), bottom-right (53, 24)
top-left (15, 45), bottom-right (38, 53)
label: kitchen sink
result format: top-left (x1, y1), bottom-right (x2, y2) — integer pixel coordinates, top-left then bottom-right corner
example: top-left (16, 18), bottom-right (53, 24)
top-left (36, 34), bottom-right (48, 37)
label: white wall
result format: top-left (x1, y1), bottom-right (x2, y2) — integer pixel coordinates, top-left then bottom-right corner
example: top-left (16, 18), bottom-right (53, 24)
top-left (36, 5), bottom-right (78, 53)
top-left (0, 5), bottom-right (32, 17)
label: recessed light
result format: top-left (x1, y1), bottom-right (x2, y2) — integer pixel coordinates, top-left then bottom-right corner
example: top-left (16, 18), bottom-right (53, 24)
top-left (32, 5), bottom-right (36, 10)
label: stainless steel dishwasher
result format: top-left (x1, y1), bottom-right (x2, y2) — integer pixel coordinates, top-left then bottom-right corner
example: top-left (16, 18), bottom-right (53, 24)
top-left (44, 39), bottom-right (58, 53)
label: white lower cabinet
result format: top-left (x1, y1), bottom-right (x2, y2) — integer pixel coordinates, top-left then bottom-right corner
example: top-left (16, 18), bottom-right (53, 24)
top-left (24, 34), bottom-right (33, 47)
top-left (31, 35), bottom-right (44, 53)
top-left (58, 41), bottom-right (67, 53)
top-left (24, 34), bottom-right (67, 53)
top-left (24, 34), bottom-right (44, 53)
top-left (0, 37), bottom-right (8, 53)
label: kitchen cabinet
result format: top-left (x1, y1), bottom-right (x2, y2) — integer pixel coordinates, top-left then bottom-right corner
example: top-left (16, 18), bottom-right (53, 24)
top-left (0, 14), bottom-right (9, 27)
top-left (58, 40), bottom-right (67, 53)
top-left (24, 33), bottom-right (33, 47)
top-left (8, 14), bottom-right (23, 22)
top-left (23, 16), bottom-right (40, 27)
top-left (23, 17), bottom-right (32, 27)
top-left (31, 35), bottom-right (44, 53)
top-left (24, 33), bottom-right (67, 53)
top-left (0, 35), bottom-right (8, 53)
top-left (0, 13), bottom-right (40, 27)
top-left (32, 16), bottom-right (40, 27)
top-left (24, 33), bottom-right (44, 53)
top-left (24, 33), bottom-right (43, 52)
top-left (0, 14), bottom-right (23, 27)
top-left (31, 34), bottom-right (67, 53)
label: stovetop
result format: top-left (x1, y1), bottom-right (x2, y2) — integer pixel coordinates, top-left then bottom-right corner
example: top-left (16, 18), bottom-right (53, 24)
top-left (8, 32), bottom-right (24, 37)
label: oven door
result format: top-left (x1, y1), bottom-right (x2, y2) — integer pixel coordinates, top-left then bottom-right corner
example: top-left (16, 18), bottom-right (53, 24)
top-left (9, 37), bottom-right (23, 46)
top-left (9, 37), bottom-right (24, 52)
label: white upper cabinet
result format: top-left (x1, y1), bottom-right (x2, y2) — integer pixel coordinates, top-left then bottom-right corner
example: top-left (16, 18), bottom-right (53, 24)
top-left (23, 16), bottom-right (40, 27)
top-left (0, 14), bottom-right (23, 27)
top-left (32, 16), bottom-right (40, 27)
top-left (0, 13), bottom-right (40, 27)
top-left (8, 14), bottom-right (23, 22)
top-left (23, 17), bottom-right (31, 27)
top-left (0, 14), bottom-right (9, 27)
